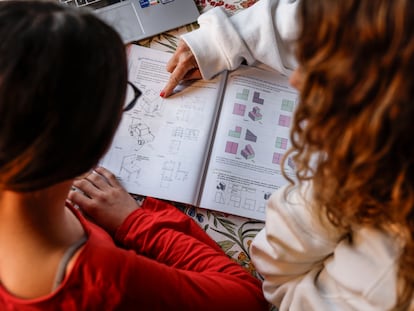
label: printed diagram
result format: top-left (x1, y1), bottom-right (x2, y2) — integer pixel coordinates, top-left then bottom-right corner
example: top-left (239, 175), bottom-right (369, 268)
top-left (278, 114), bottom-right (292, 127)
top-left (248, 106), bottom-right (262, 121)
top-left (181, 95), bottom-right (206, 111)
top-left (228, 126), bottom-right (242, 138)
top-left (245, 129), bottom-right (257, 142)
top-left (252, 91), bottom-right (264, 105)
top-left (241, 144), bottom-right (255, 160)
top-left (214, 180), bottom-right (265, 214)
top-left (175, 95), bottom-right (206, 122)
top-left (119, 154), bottom-right (142, 182)
top-left (281, 98), bottom-right (295, 112)
top-left (172, 126), bottom-right (200, 141)
top-left (139, 88), bottom-right (165, 114)
top-left (225, 141), bottom-right (238, 155)
top-left (272, 152), bottom-right (283, 165)
top-left (167, 126), bottom-right (200, 155)
top-left (117, 119), bottom-right (155, 182)
top-left (128, 119), bottom-right (154, 150)
top-left (235, 88), bottom-right (264, 105)
top-left (236, 88), bottom-right (249, 101)
top-left (272, 153), bottom-right (296, 170)
top-left (160, 160), bottom-right (189, 188)
top-left (275, 137), bottom-right (288, 149)
top-left (233, 103), bottom-right (246, 116)
top-left (216, 182), bottom-right (226, 191)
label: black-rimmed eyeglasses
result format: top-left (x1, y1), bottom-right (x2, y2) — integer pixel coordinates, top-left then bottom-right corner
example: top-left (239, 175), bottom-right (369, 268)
top-left (123, 81), bottom-right (142, 112)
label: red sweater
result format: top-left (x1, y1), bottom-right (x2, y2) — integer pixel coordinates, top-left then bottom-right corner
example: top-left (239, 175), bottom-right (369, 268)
top-left (0, 197), bottom-right (268, 310)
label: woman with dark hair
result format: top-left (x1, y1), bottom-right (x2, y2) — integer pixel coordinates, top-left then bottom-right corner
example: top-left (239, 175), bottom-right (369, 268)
top-left (163, 0), bottom-right (414, 309)
top-left (0, 1), bottom-right (267, 310)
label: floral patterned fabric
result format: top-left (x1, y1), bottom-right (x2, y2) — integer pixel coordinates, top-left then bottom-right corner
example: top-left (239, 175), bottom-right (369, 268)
top-left (135, 0), bottom-right (265, 279)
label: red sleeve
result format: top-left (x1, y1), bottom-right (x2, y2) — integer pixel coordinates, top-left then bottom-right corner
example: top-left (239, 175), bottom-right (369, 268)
top-left (115, 197), bottom-right (222, 259)
top-left (113, 197), bottom-right (268, 310)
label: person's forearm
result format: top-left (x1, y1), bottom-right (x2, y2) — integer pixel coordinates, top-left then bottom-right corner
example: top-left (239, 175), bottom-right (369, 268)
top-left (115, 197), bottom-right (225, 265)
top-left (182, 0), bottom-right (299, 80)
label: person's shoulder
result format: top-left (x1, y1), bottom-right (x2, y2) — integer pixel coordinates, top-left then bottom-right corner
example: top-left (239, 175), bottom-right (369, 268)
top-left (57, 239), bottom-right (141, 309)
top-left (325, 226), bottom-right (400, 308)
top-left (66, 228), bottom-right (140, 294)
top-left (266, 182), bottom-right (343, 243)
top-left (69, 207), bottom-right (134, 275)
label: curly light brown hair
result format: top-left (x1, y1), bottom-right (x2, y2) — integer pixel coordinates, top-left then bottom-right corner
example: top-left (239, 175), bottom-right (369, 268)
top-left (284, 0), bottom-right (414, 309)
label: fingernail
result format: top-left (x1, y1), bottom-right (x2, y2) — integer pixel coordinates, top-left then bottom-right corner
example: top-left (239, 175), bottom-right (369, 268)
top-left (160, 90), bottom-right (165, 98)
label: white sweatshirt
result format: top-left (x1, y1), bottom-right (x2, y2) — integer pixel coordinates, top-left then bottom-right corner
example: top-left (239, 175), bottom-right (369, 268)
top-left (251, 183), bottom-right (400, 310)
top-left (182, 0), bottom-right (298, 79)
top-left (182, 1), bottom-right (404, 310)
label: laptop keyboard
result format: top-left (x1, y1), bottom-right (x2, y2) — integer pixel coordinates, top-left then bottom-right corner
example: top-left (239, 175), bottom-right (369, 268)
top-left (59, 0), bottom-right (102, 8)
top-left (59, 0), bottom-right (123, 9)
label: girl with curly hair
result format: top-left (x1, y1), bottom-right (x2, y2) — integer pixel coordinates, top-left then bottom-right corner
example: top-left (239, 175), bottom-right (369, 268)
top-left (251, 1), bottom-right (414, 310)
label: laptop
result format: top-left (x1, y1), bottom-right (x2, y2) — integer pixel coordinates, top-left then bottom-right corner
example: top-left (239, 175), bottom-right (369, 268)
top-left (60, 0), bottom-right (200, 43)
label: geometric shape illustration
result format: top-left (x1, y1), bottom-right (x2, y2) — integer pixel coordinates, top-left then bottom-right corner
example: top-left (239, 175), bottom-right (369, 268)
top-left (241, 144), bottom-right (255, 159)
top-left (248, 106), bottom-right (262, 121)
top-left (252, 91), bottom-right (264, 105)
top-left (272, 152), bottom-right (283, 164)
top-left (225, 141), bottom-right (238, 154)
top-left (233, 103), bottom-right (246, 116)
top-left (236, 88), bottom-right (249, 100)
top-left (281, 99), bottom-right (294, 112)
top-left (278, 114), bottom-right (291, 127)
top-left (228, 126), bottom-right (242, 138)
top-left (275, 136), bottom-right (288, 149)
top-left (245, 129), bottom-right (257, 142)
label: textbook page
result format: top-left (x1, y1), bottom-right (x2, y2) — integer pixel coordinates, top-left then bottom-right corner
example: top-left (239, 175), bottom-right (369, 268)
top-left (199, 66), bottom-right (298, 221)
top-left (100, 45), bottom-right (225, 204)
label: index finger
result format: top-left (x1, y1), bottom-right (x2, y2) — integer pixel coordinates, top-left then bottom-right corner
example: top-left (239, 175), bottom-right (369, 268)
top-left (161, 63), bottom-right (189, 97)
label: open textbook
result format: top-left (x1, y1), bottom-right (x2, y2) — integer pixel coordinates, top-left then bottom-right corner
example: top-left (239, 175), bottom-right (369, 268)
top-left (100, 45), bottom-right (298, 221)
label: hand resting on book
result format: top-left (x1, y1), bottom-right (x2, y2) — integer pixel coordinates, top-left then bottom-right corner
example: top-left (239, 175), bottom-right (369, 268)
top-left (68, 166), bottom-right (139, 235)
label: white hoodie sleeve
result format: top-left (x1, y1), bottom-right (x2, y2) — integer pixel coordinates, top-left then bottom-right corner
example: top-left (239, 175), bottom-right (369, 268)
top-left (181, 0), bottom-right (299, 79)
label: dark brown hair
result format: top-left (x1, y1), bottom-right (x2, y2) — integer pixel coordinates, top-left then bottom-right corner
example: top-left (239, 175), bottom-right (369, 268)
top-left (0, 0), bottom-right (128, 191)
top-left (286, 0), bottom-right (414, 308)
